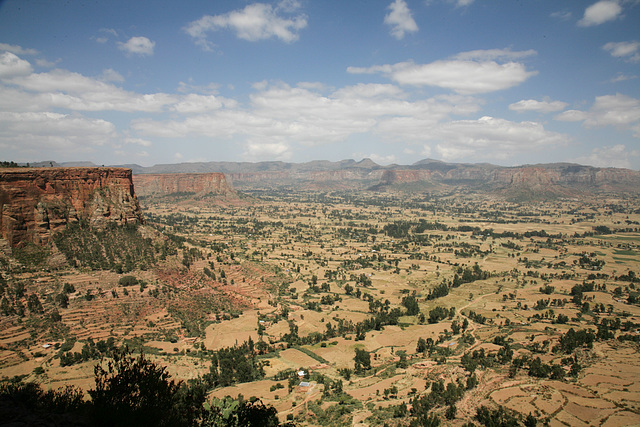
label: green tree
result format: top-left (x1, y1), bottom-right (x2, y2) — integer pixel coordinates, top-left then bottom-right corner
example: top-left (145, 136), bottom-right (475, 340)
top-left (27, 293), bottom-right (44, 314)
top-left (445, 403), bottom-right (457, 420)
top-left (401, 293), bottom-right (420, 316)
top-left (354, 348), bottom-right (371, 374)
top-left (1, 296), bottom-right (13, 315)
top-left (89, 349), bottom-right (203, 426)
top-left (416, 337), bottom-right (427, 353)
top-left (55, 293), bottom-right (69, 308)
top-left (118, 275), bottom-right (138, 287)
top-left (204, 396), bottom-right (282, 426)
top-left (474, 405), bottom-right (523, 427)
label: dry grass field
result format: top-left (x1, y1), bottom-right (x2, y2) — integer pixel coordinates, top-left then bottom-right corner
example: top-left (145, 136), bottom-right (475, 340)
top-left (1, 189), bottom-right (639, 425)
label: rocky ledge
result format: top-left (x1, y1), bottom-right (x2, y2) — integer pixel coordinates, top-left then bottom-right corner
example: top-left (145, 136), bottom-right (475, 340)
top-left (0, 168), bottom-right (143, 247)
top-left (132, 172), bottom-right (235, 198)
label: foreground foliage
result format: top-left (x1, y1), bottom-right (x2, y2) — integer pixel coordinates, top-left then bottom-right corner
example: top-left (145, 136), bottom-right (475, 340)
top-left (0, 349), bottom-right (287, 427)
top-left (53, 222), bottom-right (167, 272)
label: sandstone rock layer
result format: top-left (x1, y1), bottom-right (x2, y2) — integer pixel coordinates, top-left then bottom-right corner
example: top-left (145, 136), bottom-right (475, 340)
top-left (132, 172), bottom-right (235, 198)
top-left (0, 168), bottom-right (143, 247)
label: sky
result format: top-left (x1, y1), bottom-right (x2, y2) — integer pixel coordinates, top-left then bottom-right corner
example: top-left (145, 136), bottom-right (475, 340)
top-left (0, 0), bottom-right (639, 169)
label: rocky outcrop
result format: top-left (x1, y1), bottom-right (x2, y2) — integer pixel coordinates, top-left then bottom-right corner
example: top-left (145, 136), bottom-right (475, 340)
top-left (380, 170), bottom-right (438, 184)
top-left (227, 169), bottom-right (383, 190)
top-left (120, 158), bottom-right (640, 196)
top-left (0, 168), bottom-right (143, 248)
top-left (377, 163), bottom-right (640, 193)
top-left (132, 173), bottom-right (236, 198)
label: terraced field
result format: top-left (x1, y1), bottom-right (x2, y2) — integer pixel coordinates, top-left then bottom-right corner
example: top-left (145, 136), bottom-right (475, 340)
top-left (1, 190), bottom-right (639, 425)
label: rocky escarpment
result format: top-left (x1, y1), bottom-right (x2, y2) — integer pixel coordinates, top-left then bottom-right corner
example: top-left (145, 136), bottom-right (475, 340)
top-left (124, 158), bottom-right (384, 191)
top-left (227, 169), bottom-right (383, 190)
top-left (0, 168), bottom-right (143, 248)
top-left (375, 163), bottom-right (640, 198)
top-left (132, 173), bottom-right (236, 198)
top-left (117, 158), bottom-right (640, 197)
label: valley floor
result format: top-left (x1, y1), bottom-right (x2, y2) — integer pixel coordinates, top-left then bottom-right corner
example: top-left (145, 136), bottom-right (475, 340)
top-left (1, 189), bottom-right (639, 426)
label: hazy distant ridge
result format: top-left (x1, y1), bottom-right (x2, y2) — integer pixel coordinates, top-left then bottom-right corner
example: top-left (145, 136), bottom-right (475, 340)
top-left (21, 159), bottom-right (640, 197)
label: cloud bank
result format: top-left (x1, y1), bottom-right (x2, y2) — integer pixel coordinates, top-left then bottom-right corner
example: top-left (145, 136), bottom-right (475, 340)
top-left (348, 49), bottom-right (537, 95)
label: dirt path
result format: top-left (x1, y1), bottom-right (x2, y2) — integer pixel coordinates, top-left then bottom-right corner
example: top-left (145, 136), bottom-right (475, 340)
top-left (449, 291), bottom-right (493, 358)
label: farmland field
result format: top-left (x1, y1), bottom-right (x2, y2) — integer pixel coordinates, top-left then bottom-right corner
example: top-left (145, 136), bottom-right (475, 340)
top-left (1, 189), bottom-right (639, 426)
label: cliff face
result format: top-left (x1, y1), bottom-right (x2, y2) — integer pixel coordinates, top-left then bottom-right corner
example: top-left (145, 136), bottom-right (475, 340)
top-left (380, 170), bottom-right (437, 184)
top-left (224, 169), bottom-right (385, 191)
top-left (132, 173), bottom-right (235, 198)
top-left (0, 168), bottom-right (143, 248)
top-left (123, 158), bottom-right (640, 196)
top-left (379, 164), bottom-right (640, 190)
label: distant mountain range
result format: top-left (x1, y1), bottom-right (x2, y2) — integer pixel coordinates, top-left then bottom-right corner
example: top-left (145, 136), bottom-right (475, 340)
top-left (21, 159), bottom-right (640, 200)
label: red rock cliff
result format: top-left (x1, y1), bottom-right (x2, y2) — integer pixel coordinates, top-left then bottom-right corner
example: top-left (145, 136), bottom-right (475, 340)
top-left (132, 173), bottom-right (235, 198)
top-left (0, 167), bottom-right (143, 248)
top-left (379, 165), bottom-right (640, 192)
top-left (380, 170), bottom-right (438, 184)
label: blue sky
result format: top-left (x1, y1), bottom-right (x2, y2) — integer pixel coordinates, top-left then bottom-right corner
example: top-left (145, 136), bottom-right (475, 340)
top-left (0, 0), bottom-right (639, 169)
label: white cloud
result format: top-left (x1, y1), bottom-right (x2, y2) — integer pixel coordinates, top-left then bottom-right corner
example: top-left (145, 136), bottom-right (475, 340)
top-left (0, 49), bottom-right (569, 165)
top-left (100, 68), bottom-right (125, 82)
top-left (35, 58), bottom-right (59, 68)
top-left (132, 82), bottom-right (481, 153)
top-left (610, 73), bottom-right (638, 83)
top-left (184, 2), bottom-right (307, 50)
top-left (277, 0), bottom-right (302, 13)
top-left (0, 52), bottom-right (33, 78)
top-left (2, 65), bottom-right (179, 112)
top-left (243, 140), bottom-right (291, 160)
top-left (555, 94), bottom-right (640, 131)
top-left (419, 145), bottom-right (431, 157)
top-left (171, 94), bottom-right (227, 113)
top-left (453, 48), bottom-right (537, 61)
top-left (361, 153), bottom-right (397, 165)
top-left (348, 51), bottom-right (537, 94)
top-left (1, 54), bottom-right (243, 115)
top-left (578, 1), bottom-right (622, 27)
top-left (0, 43), bottom-right (38, 55)
top-left (550, 10), bottom-right (572, 20)
top-left (132, 110), bottom-right (252, 139)
top-left (0, 112), bottom-right (116, 155)
top-left (100, 28), bottom-right (119, 37)
top-left (93, 29), bottom-right (119, 45)
top-left (117, 36), bottom-right (155, 56)
top-left (554, 110), bottom-right (590, 122)
top-left (509, 98), bottom-right (568, 113)
top-left (10, 69), bottom-right (113, 93)
top-left (572, 144), bottom-right (638, 169)
top-left (451, 0), bottom-right (474, 6)
top-left (330, 83), bottom-right (406, 99)
top-left (603, 41), bottom-right (640, 62)
top-left (430, 116), bottom-right (569, 161)
top-left (384, 0), bottom-right (419, 40)
top-left (124, 137), bottom-right (152, 147)
top-left (584, 94), bottom-right (640, 127)
top-left (177, 81), bottom-right (221, 95)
